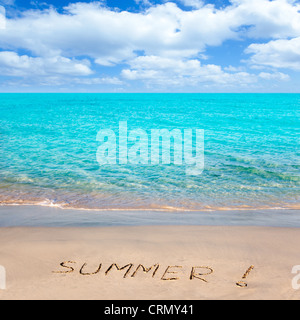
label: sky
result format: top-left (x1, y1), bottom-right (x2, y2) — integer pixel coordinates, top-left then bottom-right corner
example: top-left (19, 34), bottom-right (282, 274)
top-left (0, 0), bottom-right (300, 92)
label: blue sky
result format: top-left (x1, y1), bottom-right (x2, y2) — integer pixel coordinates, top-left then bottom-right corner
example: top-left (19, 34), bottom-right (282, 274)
top-left (0, 0), bottom-right (300, 92)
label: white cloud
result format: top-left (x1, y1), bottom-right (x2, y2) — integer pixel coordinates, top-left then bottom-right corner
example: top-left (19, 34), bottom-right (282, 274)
top-left (0, 5), bottom-right (5, 30)
top-left (258, 71), bottom-right (290, 81)
top-left (0, 0), bottom-right (299, 90)
top-left (0, 0), bottom-right (14, 5)
top-left (230, 0), bottom-right (300, 39)
top-left (246, 37), bottom-right (300, 70)
top-left (177, 0), bottom-right (204, 9)
top-left (122, 55), bottom-right (258, 87)
top-left (134, 0), bottom-right (153, 7)
top-left (73, 76), bottom-right (123, 85)
top-left (0, 51), bottom-right (93, 76)
top-left (1, 0), bottom-right (299, 64)
top-left (224, 65), bottom-right (246, 72)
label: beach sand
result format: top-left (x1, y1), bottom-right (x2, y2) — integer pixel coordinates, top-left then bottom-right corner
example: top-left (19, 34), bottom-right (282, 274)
top-left (0, 225), bottom-right (300, 300)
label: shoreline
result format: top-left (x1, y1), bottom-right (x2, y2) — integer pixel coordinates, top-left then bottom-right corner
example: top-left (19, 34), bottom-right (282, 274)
top-left (0, 225), bottom-right (300, 300)
top-left (0, 205), bottom-right (300, 228)
top-left (1, 202), bottom-right (299, 212)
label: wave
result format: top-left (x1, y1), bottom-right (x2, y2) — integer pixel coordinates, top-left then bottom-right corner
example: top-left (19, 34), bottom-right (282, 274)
top-left (224, 164), bottom-right (300, 182)
top-left (0, 198), bottom-right (299, 212)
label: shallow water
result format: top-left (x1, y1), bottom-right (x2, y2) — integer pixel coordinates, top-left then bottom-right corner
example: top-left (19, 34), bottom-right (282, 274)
top-left (0, 93), bottom-right (299, 212)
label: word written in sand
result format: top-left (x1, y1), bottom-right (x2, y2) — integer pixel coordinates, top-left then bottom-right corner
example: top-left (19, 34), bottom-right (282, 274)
top-left (53, 261), bottom-right (254, 287)
top-left (236, 265), bottom-right (255, 288)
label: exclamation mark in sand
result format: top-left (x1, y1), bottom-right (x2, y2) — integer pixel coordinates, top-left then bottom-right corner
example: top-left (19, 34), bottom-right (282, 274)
top-left (236, 265), bottom-right (254, 288)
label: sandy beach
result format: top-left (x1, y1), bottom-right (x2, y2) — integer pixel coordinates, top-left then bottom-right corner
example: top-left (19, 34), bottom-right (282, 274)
top-left (1, 0), bottom-right (300, 304)
top-left (0, 225), bottom-right (300, 300)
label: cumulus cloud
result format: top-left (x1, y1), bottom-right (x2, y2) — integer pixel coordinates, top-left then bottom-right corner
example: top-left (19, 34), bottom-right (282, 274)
top-left (0, 51), bottom-right (93, 76)
top-left (73, 76), bottom-right (123, 85)
top-left (0, 0), bottom-right (14, 5)
top-left (0, 0), bottom-right (299, 90)
top-left (230, 0), bottom-right (300, 39)
top-left (1, 0), bottom-right (299, 63)
top-left (258, 72), bottom-right (290, 81)
top-left (134, 0), bottom-right (153, 7)
top-left (246, 37), bottom-right (300, 70)
top-left (177, 0), bottom-right (204, 9)
top-left (121, 55), bottom-right (258, 88)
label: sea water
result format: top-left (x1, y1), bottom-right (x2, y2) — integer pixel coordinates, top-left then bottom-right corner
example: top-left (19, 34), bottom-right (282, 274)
top-left (0, 93), bottom-right (299, 212)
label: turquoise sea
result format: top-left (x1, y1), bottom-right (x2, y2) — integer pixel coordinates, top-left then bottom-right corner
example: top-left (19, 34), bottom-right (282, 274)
top-left (0, 93), bottom-right (299, 212)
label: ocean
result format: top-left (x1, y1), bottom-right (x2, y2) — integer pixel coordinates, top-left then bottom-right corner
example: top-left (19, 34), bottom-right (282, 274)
top-left (0, 93), bottom-right (299, 213)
